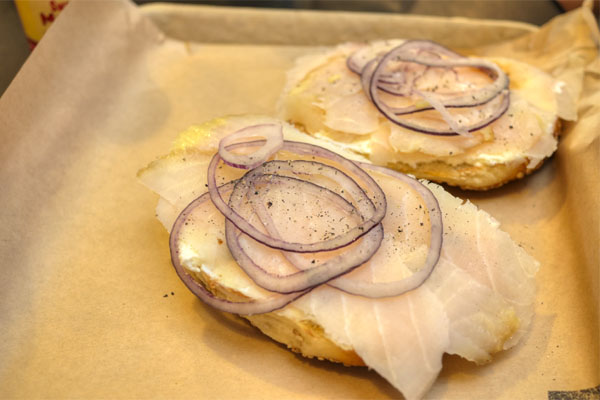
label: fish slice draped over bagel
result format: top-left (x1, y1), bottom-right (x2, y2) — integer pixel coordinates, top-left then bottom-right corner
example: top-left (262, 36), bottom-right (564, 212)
top-left (138, 115), bottom-right (539, 400)
top-left (278, 39), bottom-right (576, 190)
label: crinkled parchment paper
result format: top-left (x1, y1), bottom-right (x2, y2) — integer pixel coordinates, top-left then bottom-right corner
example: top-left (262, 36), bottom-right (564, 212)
top-left (0, 0), bottom-right (598, 398)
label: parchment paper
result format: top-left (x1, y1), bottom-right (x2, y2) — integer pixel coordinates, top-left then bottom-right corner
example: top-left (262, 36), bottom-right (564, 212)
top-left (0, 1), bottom-right (598, 399)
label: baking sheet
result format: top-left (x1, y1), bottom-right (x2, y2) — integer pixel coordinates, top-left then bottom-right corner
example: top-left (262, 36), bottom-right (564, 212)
top-left (0, 0), bottom-right (598, 398)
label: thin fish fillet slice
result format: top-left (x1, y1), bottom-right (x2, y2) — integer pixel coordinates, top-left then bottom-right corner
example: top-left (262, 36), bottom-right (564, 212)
top-left (432, 186), bottom-right (537, 349)
top-left (289, 183), bottom-right (537, 399)
top-left (296, 286), bottom-right (449, 400)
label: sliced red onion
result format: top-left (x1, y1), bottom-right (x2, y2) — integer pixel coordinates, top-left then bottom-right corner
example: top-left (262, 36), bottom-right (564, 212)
top-left (247, 167), bottom-right (365, 223)
top-left (347, 39), bottom-right (455, 75)
top-left (360, 58), bottom-right (379, 101)
top-left (169, 183), bottom-right (309, 315)
top-left (347, 39), bottom-right (510, 136)
top-left (328, 163), bottom-right (443, 298)
top-left (393, 39), bottom-right (463, 61)
top-left (257, 159), bottom-right (375, 220)
top-left (207, 141), bottom-right (386, 253)
top-left (169, 124), bottom-right (445, 314)
top-left (376, 63), bottom-right (430, 97)
top-left (374, 52), bottom-right (509, 110)
top-left (218, 124), bottom-right (283, 169)
top-left (346, 49), bottom-right (368, 75)
top-left (370, 45), bottom-right (509, 135)
top-left (245, 161), bottom-right (443, 298)
top-left (226, 217), bottom-right (384, 293)
top-left (355, 40), bottom-right (508, 108)
top-left (360, 59), bottom-right (426, 100)
top-left (223, 172), bottom-right (384, 293)
top-left (413, 89), bottom-right (470, 136)
top-left (373, 89), bottom-right (510, 136)
top-left (229, 163), bottom-right (441, 298)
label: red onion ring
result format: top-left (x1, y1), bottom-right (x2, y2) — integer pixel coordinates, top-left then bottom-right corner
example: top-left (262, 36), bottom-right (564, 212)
top-left (360, 58), bottom-right (379, 101)
top-left (169, 124), bottom-right (445, 314)
top-left (243, 168), bottom-right (442, 298)
top-left (169, 183), bottom-right (310, 315)
top-left (356, 40), bottom-right (508, 106)
top-left (207, 140), bottom-right (386, 253)
top-left (372, 88), bottom-right (510, 136)
top-left (243, 164), bottom-right (443, 298)
top-left (218, 123), bottom-right (283, 169)
top-left (373, 52), bottom-right (509, 110)
top-left (224, 172), bottom-right (383, 293)
top-left (346, 39), bottom-right (458, 74)
top-left (227, 221), bottom-right (384, 294)
top-left (328, 163), bottom-right (443, 298)
top-left (347, 40), bottom-right (510, 136)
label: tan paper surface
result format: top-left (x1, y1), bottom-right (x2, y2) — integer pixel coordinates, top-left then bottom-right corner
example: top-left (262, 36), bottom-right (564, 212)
top-left (0, 1), bottom-right (598, 398)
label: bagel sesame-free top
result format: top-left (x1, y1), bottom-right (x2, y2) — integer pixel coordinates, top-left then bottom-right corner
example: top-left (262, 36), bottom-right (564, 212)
top-left (278, 40), bottom-right (576, 190)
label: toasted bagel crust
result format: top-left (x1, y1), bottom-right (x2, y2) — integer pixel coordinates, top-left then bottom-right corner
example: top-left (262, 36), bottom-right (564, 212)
top-left (196, 268), bottom-right (365, 366)
top-left (283, 111), bottom-right (561, 191)
top-left (382, 120), bottom-right (560, 190)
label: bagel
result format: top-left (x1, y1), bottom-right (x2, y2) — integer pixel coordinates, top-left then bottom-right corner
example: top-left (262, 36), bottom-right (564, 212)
top-left (278, 40), bottom-right (575, 190)
top-left (138, 115), bottom-right (539, 400)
